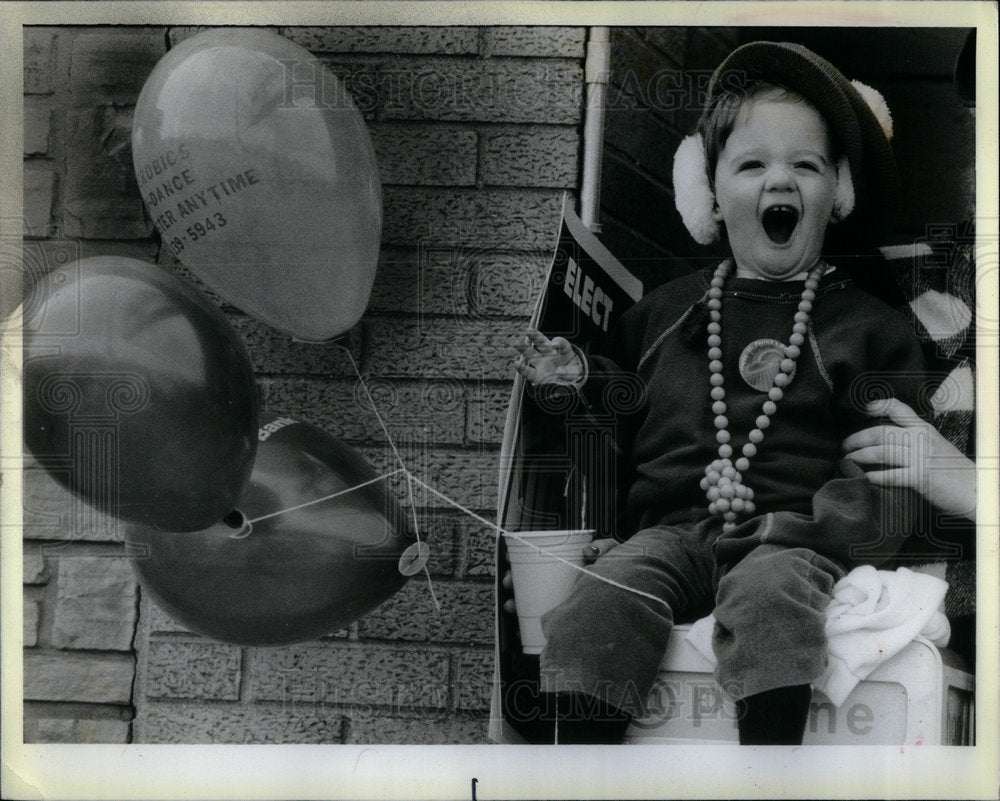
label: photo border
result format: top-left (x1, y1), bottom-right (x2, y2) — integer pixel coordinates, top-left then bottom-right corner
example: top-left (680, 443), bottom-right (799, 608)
top-left (2, 2), bottom-right (997, 799)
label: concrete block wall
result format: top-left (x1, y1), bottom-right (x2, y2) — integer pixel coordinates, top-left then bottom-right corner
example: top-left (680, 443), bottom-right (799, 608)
top-left (22, 24), bottom-right (586, 744)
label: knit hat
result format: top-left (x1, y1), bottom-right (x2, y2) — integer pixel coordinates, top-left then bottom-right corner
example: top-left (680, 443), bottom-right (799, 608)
top-left (673, 41), bottom-right (900, 246)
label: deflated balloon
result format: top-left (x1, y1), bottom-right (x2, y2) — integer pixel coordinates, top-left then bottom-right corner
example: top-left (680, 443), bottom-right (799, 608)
top-left (22, 256), bottom-right (258, 531)
top-left (128, 414), bottom-right (416, 645)
top-left (132, 28), bottom-right (382, 341)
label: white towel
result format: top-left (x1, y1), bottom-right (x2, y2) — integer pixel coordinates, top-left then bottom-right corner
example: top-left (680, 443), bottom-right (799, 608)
top-left (684, 566), bottom-right (950, 706)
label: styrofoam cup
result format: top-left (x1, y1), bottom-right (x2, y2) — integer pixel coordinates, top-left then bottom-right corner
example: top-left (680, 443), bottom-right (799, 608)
top-left (503, 529), bottom-right (595, 654)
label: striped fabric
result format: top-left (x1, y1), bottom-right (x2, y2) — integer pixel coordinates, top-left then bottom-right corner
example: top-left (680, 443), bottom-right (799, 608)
top-left (879, 222), bottom-right (976, 620)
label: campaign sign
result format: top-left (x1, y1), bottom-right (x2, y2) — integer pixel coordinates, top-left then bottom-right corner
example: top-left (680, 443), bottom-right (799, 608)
top-left (498, 198), bottom-right (643, 539)
top-left (491, 198), bottom-right (643, 744)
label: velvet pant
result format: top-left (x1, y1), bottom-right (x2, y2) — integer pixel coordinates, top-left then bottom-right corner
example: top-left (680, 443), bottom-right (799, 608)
top-left (538, 474), bottom-right (887, 717)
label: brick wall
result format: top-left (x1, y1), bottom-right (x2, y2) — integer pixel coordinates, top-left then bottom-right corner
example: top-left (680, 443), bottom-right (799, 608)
top-left (21, 25), bottom-right (161, 745)
top-left (22, 24), bottom-right (585, 744)
top-left (598, 28), bottom-right (738, 290)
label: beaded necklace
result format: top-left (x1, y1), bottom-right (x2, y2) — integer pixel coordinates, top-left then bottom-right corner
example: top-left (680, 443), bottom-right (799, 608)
top-left (699, 259), bottom-right (826, 532)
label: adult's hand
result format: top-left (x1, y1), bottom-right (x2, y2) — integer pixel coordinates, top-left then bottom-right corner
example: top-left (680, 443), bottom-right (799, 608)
top-left (842, 397), bottom-right (976, 520)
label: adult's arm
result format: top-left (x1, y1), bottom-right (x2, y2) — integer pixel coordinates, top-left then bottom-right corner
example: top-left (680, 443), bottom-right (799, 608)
top-left (842, 397), bottom-right (976, 521)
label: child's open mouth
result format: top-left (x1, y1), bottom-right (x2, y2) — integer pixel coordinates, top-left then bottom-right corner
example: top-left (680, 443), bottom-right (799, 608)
top-left (761, 205), bottom-right (799, 245)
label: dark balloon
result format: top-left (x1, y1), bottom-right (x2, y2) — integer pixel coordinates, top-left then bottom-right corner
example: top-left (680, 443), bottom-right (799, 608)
top-left (131, 28), bottom-right (382, 341)
top-left (22, 256), bottom-right (258, 532)
top-left (128, 415), bottom-right (416, 645)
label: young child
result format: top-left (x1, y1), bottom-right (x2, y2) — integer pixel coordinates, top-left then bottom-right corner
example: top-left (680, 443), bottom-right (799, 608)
top-left (514, 41), bottom-right (927, 744)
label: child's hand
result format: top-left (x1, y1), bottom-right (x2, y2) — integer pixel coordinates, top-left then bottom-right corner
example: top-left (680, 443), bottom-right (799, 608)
top-left (514, 330), bottom-right (584, 386)
top-left (501, 537), bottom-right (615, 615)
top-left (584, 538), bottom-right (619, 563)
top-left (841, 397), bottom-right (976, 520)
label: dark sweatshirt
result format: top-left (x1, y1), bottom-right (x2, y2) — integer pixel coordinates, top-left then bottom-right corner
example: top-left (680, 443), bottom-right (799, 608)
top-left (578, 263), bottom-right (928, 533)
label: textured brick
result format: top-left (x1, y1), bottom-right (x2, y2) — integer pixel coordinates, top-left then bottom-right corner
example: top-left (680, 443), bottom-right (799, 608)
top-left (261, 377), bottom-right (467, 445)
top-left (24, 652), bottom-right (135, 704)
top-left (258, 377), bottom-right (373, 441)
top-left (23, 168), bottom-right (54, 236)
top-left (345, 711), bottom-right (489, 744)
top-left (383, 187), bottom-right (563, 251)
top-left (415, 516), bottom-right (458, 577)
top-left (135, 702), bottom-right (344, 744)
top-left (467, 382), bottom-right (515, 445)
top-left (64, 107), bottom-right (150, 239)
top-left (23, 548), bottom-right (48, 584)
top-left (69, 29), bottom-right (166, 105)
top-left (487, 27), bottom-right (586, 58)
top-left (370, 248), bottom-right (544, 319)
top-left (305, 56), bottom-right (382, 120)
top-left (284, 26), bottom-right (480, 55)
top-left (406, 510), bottom-right (466, 577)
top-left (24, 717), bottom-right (130, 744)
top-left (51, 556), bottom-right (138, 651)
top-left (166, 26), bottom-right (280, 47)
top-left (167, 26), bottom-right (281, 48)
top-left (21, 457), bottom-right (126, 543)
top-left (482, 127), bottom-right (579, 188)
top-left (358, 580), bottom-right (494, 645)
top-left (366, 317), bottom-right (524, 380)
top-left (368, 249), bottom-right (469, 315)
top-left (382, 58), bottom-right (583, 125)
top-left (24, 101), bottom-right (52, 155)
top-left (23, 29), bottom-right (56, 94)
top-left (372, 124), bottom-right (477, 186)
top-left (470, 252), bottom-right (547, 318)
top-left (456, 649), bottom-right (494, 711)
top-left (253, 644), bottom-right (450, 709)
top-left (143, 597), bottom-right (196, 636)
top-left (229, 313), bottom-right (362, 377)
top-left (460, 516), bottom-right (501, 579)
top-left (145, 641), bottom-right (242, 700)
top-left (363, 445), bottom-right (501, 513)
top-left (23, 600), bottom-right (40, 648)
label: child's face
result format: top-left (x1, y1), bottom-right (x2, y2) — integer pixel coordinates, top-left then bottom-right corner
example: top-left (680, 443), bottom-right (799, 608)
top-left (712, 96), bottom-right (839, 281)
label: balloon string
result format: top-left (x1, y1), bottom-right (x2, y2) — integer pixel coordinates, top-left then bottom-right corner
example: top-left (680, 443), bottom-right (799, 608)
top-left (244, 469), bottom-right (407, 524)
top-left (342, 347), bottom-right (408, 476)
top-left (405, 474), bottom-right (671, 612)
top-left (334, 344), bottom-right (668, 614)
top-left (339, 345), bottom-right (440, 611)
top-left (404, 473), bottom-right (441, 612)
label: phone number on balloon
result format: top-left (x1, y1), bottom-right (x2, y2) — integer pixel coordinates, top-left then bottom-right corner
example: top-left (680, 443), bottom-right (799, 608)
top-left (170, 213), bottom-right (227, 253)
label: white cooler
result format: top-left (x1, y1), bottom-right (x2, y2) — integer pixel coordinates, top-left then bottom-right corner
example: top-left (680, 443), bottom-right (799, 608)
top-left (624, 625), bottom-right (975, 746)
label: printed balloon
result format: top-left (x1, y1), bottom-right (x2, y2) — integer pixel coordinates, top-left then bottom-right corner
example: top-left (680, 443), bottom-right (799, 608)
top-left (132, 28), bottom-right (382, 342)
top-left (22, 256), bottom-right (258, 532)
top-left (128, 414), bottom-right (417, 645)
